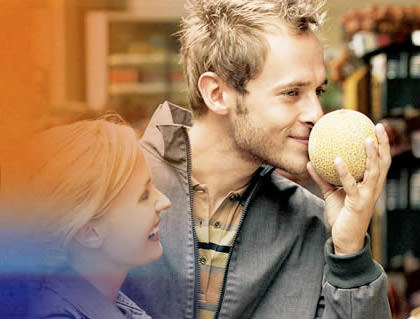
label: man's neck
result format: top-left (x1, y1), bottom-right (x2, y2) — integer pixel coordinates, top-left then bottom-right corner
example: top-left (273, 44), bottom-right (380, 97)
top-left (189, 118), bottom-right (260, 210)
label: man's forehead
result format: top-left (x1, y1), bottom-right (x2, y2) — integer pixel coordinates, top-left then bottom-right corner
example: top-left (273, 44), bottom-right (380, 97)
top-left (249, 32), bottom-right (326, 86)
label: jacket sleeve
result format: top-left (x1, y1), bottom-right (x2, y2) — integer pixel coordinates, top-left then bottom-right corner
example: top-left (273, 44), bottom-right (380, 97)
top-left (316, 235), bottom-right (392, 319)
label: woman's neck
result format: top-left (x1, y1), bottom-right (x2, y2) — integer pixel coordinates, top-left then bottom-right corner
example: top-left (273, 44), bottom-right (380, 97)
top-left (70, 256), bottom-right (128, 302)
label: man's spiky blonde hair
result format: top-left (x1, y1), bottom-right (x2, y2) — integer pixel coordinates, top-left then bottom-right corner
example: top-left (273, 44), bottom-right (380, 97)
top-left (178, 0), bottom-right (326, 117)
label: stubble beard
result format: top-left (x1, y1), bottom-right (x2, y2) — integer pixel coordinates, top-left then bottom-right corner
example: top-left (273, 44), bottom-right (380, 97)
top-left (229, 98), bottom-right (308, 175)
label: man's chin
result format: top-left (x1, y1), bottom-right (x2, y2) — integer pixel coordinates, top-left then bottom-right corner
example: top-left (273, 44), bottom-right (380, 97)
top-left (267, 158), bottom-right (308, 176)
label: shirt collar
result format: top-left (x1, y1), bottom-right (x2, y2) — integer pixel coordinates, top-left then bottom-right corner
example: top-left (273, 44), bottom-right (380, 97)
top-left (116, 291), bottom-right (151, 319)
top-left (191, 175), bottom-right (248, 202)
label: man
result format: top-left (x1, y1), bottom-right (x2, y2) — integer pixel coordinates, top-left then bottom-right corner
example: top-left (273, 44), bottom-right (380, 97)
top-left (123, 1), bottom-right (392, 318)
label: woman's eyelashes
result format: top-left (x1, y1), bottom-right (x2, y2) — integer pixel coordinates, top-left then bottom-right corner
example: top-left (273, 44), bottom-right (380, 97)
top-left (139, 190), bottom-right (149, 202)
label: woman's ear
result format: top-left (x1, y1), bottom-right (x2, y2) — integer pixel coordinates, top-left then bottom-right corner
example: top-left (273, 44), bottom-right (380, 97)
top-left (198, 72), bottom-right (230, 115)
top-left (73, 222), bottom-right (103, 249)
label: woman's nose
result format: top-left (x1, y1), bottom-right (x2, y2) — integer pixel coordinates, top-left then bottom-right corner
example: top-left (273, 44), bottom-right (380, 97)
top-left (154, 188), bottom-right (171, 213)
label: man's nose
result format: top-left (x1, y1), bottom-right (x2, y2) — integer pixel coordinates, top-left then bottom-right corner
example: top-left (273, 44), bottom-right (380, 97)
top-left (300, 95), bottom-right (324, 128)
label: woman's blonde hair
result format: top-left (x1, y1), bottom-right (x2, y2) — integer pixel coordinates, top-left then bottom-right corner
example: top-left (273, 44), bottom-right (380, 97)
top-left (178, 0), bottom-right (326, 117)
top-left (16, 115), bottom-right (140, 247)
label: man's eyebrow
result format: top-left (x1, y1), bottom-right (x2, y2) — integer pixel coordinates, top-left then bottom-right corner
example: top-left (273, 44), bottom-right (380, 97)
top-left (271, 79), bottom-right (328, 91)
top-left (274, 81), bottom-right (311, 90)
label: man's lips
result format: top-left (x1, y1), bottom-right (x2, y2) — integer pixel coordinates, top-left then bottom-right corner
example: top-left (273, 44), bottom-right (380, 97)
top-left (290, 136), bottom-right (309, 145)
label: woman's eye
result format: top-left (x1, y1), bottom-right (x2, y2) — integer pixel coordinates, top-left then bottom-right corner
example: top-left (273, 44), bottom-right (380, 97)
top-left (139, 191), bottom-right (149, 202)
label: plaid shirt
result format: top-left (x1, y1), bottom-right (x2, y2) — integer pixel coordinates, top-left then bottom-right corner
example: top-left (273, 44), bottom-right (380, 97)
top-left (192, 178), bottom-right (247, 319)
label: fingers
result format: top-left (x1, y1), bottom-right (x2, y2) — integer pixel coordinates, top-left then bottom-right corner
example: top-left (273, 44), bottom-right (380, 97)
top-left (334, 157), bottom-right (359, 198)
top-left (376, 123), bottom-right (391, 160)
top-left (361, 124), bottom-right (391, 199)
top-left (362, 136), bottom-right (380, 189)
top-left (375, 123), bottom-right (392, 189)
top-left (306, 162), bottom-right (335, 196)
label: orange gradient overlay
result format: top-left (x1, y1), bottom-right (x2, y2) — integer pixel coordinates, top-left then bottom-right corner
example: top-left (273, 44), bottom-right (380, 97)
top-left (0, 1), bottom-right (54, 229)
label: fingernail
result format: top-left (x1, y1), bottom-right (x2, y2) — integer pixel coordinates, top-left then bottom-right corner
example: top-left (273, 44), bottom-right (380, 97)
top-left (366, 137), bottom-right (373, 144)
top-left (334, 157), bottom-right (342, 165)
top-left (376, 123), bottom-right (385, 133)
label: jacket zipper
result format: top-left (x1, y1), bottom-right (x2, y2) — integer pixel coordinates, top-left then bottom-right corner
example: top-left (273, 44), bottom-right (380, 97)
top-left (184, 128), bottom-right (200, 319)
top-left (214, 168), bottom-right (267, 318)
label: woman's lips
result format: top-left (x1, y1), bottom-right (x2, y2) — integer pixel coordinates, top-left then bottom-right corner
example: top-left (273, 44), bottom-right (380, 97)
top-left (148, 217), bottom-right (161, 241)
top-left (148, 231), bottom-right (159, 241)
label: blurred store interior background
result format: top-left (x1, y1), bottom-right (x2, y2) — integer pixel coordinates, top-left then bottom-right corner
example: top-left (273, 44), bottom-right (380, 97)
top-left (1, 0), bottom-right (420, 318)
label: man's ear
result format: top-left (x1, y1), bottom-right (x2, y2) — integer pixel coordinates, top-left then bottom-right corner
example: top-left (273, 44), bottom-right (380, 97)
top-left (73, 222), bottom-right (103, 249)
top-left (198, 72), bottom-right (230, 115)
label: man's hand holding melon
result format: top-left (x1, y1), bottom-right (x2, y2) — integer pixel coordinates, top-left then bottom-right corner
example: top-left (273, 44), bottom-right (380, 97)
top-left (307, 109), bottom-right (391, 256)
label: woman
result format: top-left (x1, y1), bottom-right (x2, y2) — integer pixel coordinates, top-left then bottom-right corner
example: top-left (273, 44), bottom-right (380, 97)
top-left (11, 116), bottom-right (170, 318)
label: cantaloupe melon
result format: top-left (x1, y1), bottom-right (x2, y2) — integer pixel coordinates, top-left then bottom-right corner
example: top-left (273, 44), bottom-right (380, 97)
top-left (308, 109), bottom-right (377, 186)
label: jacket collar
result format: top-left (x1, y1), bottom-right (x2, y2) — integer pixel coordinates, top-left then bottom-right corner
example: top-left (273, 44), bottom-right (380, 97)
top-left (141, 101), bottom-right (193, 166)
top-left (141, 101), bottom-right (274, 179)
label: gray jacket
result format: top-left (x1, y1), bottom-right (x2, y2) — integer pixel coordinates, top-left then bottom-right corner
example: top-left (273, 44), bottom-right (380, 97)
top-left (123, 102), bottom-right (391, 319)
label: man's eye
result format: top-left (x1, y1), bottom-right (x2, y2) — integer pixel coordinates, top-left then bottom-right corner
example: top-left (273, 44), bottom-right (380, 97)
top-left (283, 90), bottom-right (299, 97)
top-left (139, 191), bottom-right (149, 202)
top-left (316, 88), bottom-right (326, 97)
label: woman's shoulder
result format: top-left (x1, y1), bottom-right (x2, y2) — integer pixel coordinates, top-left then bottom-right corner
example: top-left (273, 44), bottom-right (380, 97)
top-left (30, 280), bottom-right (85, 318)
top-left (29, 273), bottom-right (149, 319)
